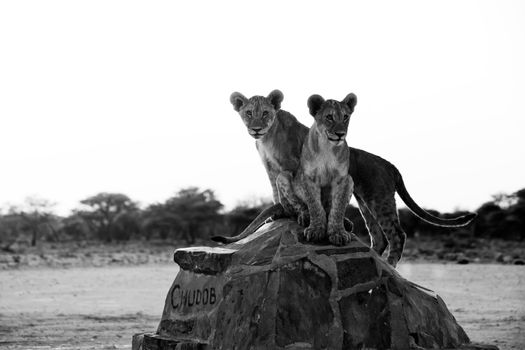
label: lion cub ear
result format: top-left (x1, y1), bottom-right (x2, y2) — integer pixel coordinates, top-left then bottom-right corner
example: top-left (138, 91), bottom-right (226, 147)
top-left (342, 93), bottom-right (357, 113)
top-left (267, 90), bottom-right (284, 110)
top-left (230, 92), bottom-right (248, 112)
top-left (307, 94), bottom-right (325, 117)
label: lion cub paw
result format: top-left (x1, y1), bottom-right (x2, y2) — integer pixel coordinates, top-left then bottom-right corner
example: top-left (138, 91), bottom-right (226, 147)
top-left (304, 225), bottom-right (325, 243)
top-left (328, 228), bottom-right (352, 246)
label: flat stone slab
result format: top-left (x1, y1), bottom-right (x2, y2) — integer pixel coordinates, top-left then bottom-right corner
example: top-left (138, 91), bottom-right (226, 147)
top-left (137, 219), bottom-right (498, 350)
top-left (173, 247), bottom-right (236, 275)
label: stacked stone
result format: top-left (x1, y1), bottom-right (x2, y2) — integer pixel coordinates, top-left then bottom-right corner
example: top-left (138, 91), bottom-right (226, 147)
top-left (133, 219), bottom-right (496, 350)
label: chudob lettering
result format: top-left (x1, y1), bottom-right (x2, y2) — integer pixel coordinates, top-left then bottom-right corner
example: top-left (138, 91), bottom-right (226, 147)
top-left (171, 284), bottom-right (217, 309)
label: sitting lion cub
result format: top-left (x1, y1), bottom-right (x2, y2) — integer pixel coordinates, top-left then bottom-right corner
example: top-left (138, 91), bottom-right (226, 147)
top-left (289, 93), bottom-right (357, 245)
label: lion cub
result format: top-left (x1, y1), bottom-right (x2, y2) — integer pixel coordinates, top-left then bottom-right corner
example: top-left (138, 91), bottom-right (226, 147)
top-left (292, 93), bottom-right (357, 246)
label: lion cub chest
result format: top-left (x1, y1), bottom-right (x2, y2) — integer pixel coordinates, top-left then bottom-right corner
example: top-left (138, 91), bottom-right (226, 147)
top-left (256, 140), bottom-right (283, 173)
top-left (302, 146), bottom-right (349, 186)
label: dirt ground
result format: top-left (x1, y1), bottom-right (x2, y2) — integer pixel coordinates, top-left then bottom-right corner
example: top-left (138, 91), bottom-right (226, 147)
top-left (0, 263), bottom-right (523, 350)
top-left (2, 237), bottom-right (525, 270)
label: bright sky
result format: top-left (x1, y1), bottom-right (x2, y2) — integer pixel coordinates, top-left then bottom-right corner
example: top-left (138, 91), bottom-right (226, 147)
top-left (1, 1), bottom-right (524, 216)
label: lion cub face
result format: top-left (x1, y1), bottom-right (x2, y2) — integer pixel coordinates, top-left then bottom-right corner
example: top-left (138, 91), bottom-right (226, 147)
top-left (230, 90), bottom-right (284, 140)
top-left (307, 93), bottom-right (357, 146)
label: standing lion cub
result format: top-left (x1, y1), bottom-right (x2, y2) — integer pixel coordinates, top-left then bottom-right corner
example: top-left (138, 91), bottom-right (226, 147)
top-left (291, 93), bottom-right (357, 245)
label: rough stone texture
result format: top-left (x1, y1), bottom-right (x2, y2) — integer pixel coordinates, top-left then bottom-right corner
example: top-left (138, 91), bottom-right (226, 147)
top-left (173, 247), bottom-right (236, 275)
top-left (134, 219), bottom-right (497, 350)
top-left (133, 332), bottom-right (207, 350)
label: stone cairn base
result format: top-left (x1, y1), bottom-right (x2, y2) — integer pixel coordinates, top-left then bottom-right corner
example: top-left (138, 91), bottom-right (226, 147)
top-left (132, 219), bottom-right (498, 350)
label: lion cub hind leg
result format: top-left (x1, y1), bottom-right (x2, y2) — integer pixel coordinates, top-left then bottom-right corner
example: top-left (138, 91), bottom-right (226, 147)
top-left (276, 171), bottom-right (309, 227)
top-left (295, 173), bottom-right (327, 243)
top-left (373, 198), bottom-right (407, 267)
top-left (327, 174), bottom-right (354, 246)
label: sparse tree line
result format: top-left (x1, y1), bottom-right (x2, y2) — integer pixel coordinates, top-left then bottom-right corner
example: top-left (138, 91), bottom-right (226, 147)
top-left (1, 187), bottom-right (524, 250)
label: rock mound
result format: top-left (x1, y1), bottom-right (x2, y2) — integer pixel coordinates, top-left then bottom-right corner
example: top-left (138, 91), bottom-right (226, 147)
top-left (133, 219), bottom-right (497, 350)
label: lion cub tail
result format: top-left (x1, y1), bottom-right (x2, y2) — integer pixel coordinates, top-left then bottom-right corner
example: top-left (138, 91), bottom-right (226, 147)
top-left (211, 204), bottom-right (286, 244)
top-left (395, 171), bottom-right (477, 227)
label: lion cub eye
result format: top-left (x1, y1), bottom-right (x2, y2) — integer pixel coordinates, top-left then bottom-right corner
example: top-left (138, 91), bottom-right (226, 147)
top-left (246, 110), bottom-right (253, 117)
top-left (326, 115), bottom-right (334, 122)
top-left (262, 111), bottom-right (269, 117)
top-left (343, 114), bottom-right (349, 122)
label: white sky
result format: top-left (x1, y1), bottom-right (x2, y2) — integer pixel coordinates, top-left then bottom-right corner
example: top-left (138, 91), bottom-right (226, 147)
top-left (1, 0), bottom-right (524, 216)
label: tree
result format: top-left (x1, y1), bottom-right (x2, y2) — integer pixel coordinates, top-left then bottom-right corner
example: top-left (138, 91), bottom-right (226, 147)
top-left (141, 203), bottom-right (181, 240)
top-left (60, 213), bottom-right (91, 240)
top-left (162, 187), bottom-right (224, 243)
top-left (10, 196), bottom-right (57, 246)
top-left (0, 212), bottom-right (26, 251)
top-left (515, 188), bottom-right (525, 203)
top-left (505, 188), bottom-right (525, 240)
top-left (77, 192), bottom-right (139, 241)
top-left (112, 210), bottom-right (141, 241)
top-left (473, 188), bottom-right (525, 240)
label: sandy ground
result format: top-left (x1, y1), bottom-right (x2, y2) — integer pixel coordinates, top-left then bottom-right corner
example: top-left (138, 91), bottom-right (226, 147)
top-left (397, 264), bottom-right (525, 350)
top-left (0, 263), bottom-right (523, 350)
top-left (2, 237), bottom-right (524, 270)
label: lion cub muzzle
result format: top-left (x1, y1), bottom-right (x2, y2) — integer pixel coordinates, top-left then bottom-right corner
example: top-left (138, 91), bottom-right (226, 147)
top-left (249, 126), bottom-right (267, 139)
top-left (326, 130), bottom-right (347, 145)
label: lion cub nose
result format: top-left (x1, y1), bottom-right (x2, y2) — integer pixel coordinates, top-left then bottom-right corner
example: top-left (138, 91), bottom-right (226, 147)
top-left (251, 127), bottom-right (263, 132)
top-left (335, 131), bottom-right (346, 138)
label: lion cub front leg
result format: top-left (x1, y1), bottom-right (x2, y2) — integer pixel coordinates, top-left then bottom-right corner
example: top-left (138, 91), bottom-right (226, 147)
top-left (327, 174), bottom-right (354, 246)
top-left (276, 172), bottom-right (309, 226)
top-left (295, 173), bottom-right (326, 242)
